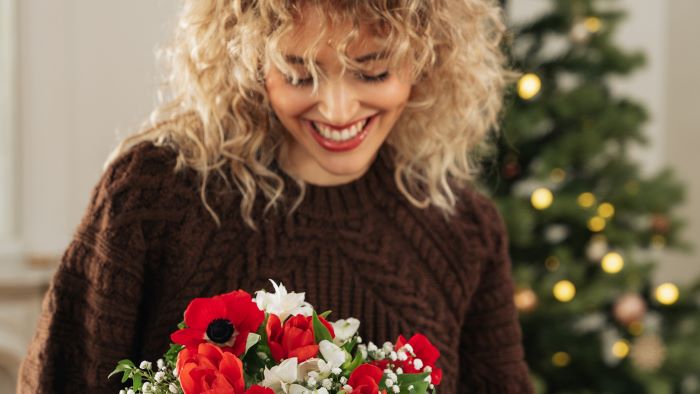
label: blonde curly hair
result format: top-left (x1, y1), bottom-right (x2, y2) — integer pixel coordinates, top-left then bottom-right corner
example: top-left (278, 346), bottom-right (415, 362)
top-left (107, 0), bottom-right (518, 231)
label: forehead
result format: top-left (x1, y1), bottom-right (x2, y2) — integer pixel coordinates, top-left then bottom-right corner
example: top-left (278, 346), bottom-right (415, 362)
top-left (279, 4), bottom-right (383, 54)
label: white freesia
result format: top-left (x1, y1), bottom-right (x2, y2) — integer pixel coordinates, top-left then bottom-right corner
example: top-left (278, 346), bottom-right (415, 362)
top-left (255, 279), bottom-right (313, 321)
top-left (319, 340), bottom-right (347, 370)
top-left (288, 385), bottom-right (329, 394)
top-left (330, 318), bottom-right (360, 346)
top-left (262, 357), bottom-right (299, 393)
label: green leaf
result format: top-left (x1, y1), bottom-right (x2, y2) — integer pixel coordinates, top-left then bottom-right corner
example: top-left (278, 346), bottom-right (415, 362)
top-left (319, 310), bottom-right (332, 319)
top-left (312, 310), bottom-right (333, 343)
top-left (245, 333), bottom-right (261, 356)
top-left (397, 372), bottom-right (430, 394)
top-left (341, 348), bottom-right (364, 372)
top-left (132, 373), bottom-right (142, 390)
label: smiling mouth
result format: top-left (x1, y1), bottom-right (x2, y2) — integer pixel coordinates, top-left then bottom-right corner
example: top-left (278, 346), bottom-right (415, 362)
top-left (309, 116), bottom-right (373, 142)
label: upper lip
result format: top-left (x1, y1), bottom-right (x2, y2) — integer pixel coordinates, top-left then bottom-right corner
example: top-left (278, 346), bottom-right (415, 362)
top-left (309, 115), bottom-right (373, 130)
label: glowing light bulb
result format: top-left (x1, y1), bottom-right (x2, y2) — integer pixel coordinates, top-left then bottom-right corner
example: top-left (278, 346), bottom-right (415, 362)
top-left (588, 216), bottom-right (606, 232)
top-left (655, 283), bottom-right (679, 305)
top-left (518, 73), bottom-right (541, 100)
top-left (550, 168), bottom-right (566, 183)
top-left (612, 340), bottom-right (630, 359)
top-left (584, 16), bottom-right (602, 33)
top-left (577, 192), bottom-right (596, 208)
top-left (598, 202), bottom-right (615, 219)
top-left (553, 280), bottom-right (576, 302)
top-left (601, 252), bottom-right (624, 274)
top-left (552, 352), bottom-right (570, 367)
top-left (531, 188), bottom-right (554, 210)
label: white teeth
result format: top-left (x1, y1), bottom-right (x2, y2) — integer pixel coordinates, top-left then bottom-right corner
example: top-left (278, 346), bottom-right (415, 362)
top-left (312, 117), bottom-right (370, 142)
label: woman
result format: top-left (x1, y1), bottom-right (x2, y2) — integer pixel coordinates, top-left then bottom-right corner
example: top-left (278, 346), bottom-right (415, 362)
top-left (18, 0), bottom-right (534, 392)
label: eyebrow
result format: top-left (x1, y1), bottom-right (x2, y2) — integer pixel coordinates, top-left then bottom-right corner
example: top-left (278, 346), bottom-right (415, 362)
top-left (284, 51), bottom-right (388, 66)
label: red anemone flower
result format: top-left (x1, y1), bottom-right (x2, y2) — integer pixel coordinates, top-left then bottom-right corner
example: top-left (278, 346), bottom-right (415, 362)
top-left (171, 289), bottom-right (265, 356)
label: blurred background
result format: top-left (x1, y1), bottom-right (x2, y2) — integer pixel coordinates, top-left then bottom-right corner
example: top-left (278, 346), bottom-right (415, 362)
top-left (0, 0), bottom-right (698, 392)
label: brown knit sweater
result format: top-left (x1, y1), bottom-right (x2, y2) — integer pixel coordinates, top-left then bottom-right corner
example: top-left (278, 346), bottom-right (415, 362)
top-left (17, 141), bottom-right (534, 394)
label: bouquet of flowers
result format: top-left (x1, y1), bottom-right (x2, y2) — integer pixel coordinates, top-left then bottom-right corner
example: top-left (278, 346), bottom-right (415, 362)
top-left (110, 280), bottom-right (443, 394)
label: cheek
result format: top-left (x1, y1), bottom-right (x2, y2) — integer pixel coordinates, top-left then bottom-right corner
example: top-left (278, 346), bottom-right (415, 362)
top-left (363, 79), bottom-right (412, 111)
top-left (265, 74), bottom-right (311, 118)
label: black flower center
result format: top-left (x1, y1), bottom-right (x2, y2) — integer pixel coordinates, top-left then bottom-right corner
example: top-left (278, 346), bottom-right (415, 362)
top-left (206, 318), bottom-right (235, 344)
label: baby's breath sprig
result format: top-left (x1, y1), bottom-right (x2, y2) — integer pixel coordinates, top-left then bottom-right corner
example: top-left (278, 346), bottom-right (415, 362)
top-left (109, 356), bottom-right (182, 394)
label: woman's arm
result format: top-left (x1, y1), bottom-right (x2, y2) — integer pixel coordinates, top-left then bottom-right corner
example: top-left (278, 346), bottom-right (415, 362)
top-left (17, 144), bottom-right (162, 393)
top-left (458, 193), bottom-right (535, 393)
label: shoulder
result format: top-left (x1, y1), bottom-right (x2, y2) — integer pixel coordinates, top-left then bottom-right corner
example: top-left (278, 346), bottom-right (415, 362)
top-left (78, 141), bottom-right (198, 236)
top-left (454, 185), bottom-right (509, 259)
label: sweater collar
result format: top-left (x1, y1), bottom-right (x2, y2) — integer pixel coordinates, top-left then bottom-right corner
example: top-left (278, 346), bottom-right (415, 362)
top-left (272, 144), bottom-right (398, 217)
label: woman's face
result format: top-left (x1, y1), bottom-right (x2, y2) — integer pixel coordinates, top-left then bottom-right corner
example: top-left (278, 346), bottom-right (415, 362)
top-left (264, 6), bottom-right (413, 186)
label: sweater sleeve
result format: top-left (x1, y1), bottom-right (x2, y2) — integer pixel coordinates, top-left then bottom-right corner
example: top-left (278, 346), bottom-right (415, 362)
top-left (17, 143), bottom-right (166, 393)
top-left (457, 192), bottom-right (535, 393)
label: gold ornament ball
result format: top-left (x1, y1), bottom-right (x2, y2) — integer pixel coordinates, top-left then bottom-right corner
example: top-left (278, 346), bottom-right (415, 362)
top-left (515, 288), bottom-right (538, 313)
top-left (630, 334), bottom-right (666, 372)
top-left (577, 192), bottom-right (596, 208)
top-left (613, 293), bottom-right (647, 326)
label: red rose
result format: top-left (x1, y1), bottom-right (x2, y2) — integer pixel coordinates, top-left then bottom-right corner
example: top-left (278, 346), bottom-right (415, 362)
top-left (347, 364), bottom-right (387, 394)
top-left (171, 290), bottom-right (264, 356)
top-left (244, 386), bottom-right (274, 394)
top-left (176, 342), bottom-right (246, 394)
top-left (394, 334), bottom-right (443, 386)
top-left (265, 313), bottom-right (335, 363)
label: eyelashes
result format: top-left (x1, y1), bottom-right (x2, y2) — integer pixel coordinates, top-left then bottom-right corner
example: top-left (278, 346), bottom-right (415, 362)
top-left (285, 71), bottom-right (390, 87)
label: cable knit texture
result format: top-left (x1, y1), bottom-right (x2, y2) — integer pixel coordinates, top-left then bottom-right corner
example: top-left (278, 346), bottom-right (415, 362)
top-left (17, 141), bottom-right (534, 393)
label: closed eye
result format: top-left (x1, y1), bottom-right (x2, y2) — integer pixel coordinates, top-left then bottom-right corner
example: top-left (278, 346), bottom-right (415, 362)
top-left (285, 71), bottom-right (390, 87)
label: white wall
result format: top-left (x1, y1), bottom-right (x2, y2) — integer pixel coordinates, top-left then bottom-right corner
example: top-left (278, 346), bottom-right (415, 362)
top-left (18, 0), bottom-right (179, 255)
top-left (661, 0), bottom-right (700, 283)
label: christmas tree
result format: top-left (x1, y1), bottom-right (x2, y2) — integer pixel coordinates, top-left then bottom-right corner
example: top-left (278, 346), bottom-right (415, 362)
top-left (478, 1), bottom-right (700, 392)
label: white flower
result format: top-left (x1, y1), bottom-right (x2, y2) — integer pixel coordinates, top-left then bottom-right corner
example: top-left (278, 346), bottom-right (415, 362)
top-left (157, 359), bottom-right (165, 370)
top-left (155, 371), bottom-right (165, 382)
top-left (127, 390), bottom-right (135, 394)
top-left (262, 357), bottom-right (299, 393)
top-left (321, 378), bottom-right (333, 389)
top-left (119, 390), bottom-right (126, 394)
top-left (139, 361), bottom-right (152, 370)
top-left (413, 358), bottom-right (423, 370)
top-left (319, 340), bottom-right (347, 370)
top-left (169, 382), bottom-right (179, 393)
top-left (330, 318), bottom-right (360, 346)
top-left (255, 279), bottom-right (313, 321)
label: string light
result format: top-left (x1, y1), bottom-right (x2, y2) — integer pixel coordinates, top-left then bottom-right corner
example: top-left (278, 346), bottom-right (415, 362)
top-left (597, 202), bottom-right (615, 219)
top-left (577, 192), bottom-right (596, 208)
top-left (584, 16), bottom-right (602, 33)
top-left (588, 216), bottom-right (606, 232)
top-left (531, 188), bottom-right (554, 210)
top-left (518, 73), bottom-right (541, 100)
top-left (612, 340), bottom-right (630, 359)
top-left (552, 352), bottom-right (571, 367)
top-left (601, 252), bottom-right (624, 274)
top-left (550, 168), bottom-right (566, 183)
top-left (655, 283), bottom-right (679, 305)
top-left (553, 280), bottom-right (576, 302)
top-left (545, 256), bottom-right (560, 271)
top-left (651, 235), bottom-right (666, 249)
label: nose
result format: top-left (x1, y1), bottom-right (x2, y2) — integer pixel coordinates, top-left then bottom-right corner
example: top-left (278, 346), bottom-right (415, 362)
top-left (316, 76), bottom-right (360, 126)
